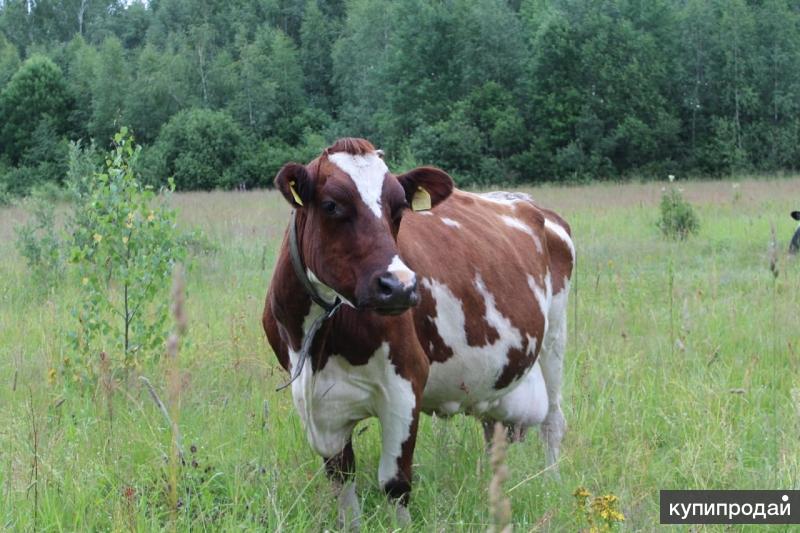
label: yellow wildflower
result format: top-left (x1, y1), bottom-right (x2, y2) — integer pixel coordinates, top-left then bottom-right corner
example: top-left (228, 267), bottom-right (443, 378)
top-left (122, 236), bottom-right (129, 245)
top-left (82, 277), bottom-right (89, 285)
top-left (591, 494), bottom-right (625, 524)
top-left (93, 233), bottom-right (103, 243)
top-left (147, 211), bottom-right (155, 222)
top-left (47, 367), bottom-right (57, 385)
top-left (574, 487), bottom-right (591, 499)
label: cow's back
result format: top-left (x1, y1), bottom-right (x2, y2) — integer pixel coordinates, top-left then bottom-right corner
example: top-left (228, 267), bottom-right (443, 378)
top-left (397, 190), bottom-right (572, 415)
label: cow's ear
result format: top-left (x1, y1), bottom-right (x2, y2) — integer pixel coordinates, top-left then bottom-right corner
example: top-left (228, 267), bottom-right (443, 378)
top-left (275, 163), bottom-right (313, 208)
top-left (792, 211), bottom-right (800, 221)
top-left (397, 166), bottom-right (454, 211)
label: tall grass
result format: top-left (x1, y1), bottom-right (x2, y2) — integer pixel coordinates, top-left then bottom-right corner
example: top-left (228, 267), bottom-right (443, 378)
top-left (1, 177), bottom-right (799, 530)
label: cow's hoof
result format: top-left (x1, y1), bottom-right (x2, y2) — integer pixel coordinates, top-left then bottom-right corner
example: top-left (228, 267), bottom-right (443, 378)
top-left (336, 482), bottom-right (362, 531)
top-left (336, 513), bottom-right (361, 532)
top-left (395, 504), bottom-right (411, 527)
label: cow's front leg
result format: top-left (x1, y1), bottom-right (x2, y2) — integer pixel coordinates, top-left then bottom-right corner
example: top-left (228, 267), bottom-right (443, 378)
top-left (377, 334), bottom-right (428, 525)
top-left (378, 402), bottom-right (419, 527)
top-left (324, 440), bottom-right (361, 530)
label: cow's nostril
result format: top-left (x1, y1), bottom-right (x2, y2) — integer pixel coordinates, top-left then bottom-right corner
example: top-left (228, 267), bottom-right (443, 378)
top-left (378, 274), bottom-right (398, 296)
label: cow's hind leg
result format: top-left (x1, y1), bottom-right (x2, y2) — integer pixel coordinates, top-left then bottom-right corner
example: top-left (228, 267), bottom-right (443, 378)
top-left (538, 288), bottom-right (568, 472)
top-left (324, 440), bottom-right (361, 530)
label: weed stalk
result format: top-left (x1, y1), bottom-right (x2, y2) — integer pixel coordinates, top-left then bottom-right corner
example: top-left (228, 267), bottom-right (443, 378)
top-left (166, 264), bottom-right (187, 522)
top-left (27, 386), bottom-right (39, 532)
top-left (668, 255), bottom-right (675, 359)
top-left (488, 422), bottom-right (512, 533)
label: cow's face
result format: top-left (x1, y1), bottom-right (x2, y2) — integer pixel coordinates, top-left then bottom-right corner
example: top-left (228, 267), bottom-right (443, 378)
top-left (275, 138), bottom-right (453, 315)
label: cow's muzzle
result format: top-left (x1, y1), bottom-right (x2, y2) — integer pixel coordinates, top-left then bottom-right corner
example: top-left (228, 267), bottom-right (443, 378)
top-left (368, 271), bottom-right (419, 315)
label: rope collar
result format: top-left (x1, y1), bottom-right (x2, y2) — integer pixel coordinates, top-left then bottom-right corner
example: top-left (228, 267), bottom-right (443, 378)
top-left (276, 209), bottom-right (343, 391)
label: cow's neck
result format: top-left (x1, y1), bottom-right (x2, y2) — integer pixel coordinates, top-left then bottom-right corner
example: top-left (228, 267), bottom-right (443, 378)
top-left (276, 212), bottom-right (341, 371)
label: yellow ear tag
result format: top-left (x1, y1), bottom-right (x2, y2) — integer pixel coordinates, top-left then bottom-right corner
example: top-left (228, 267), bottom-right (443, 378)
top-left (289, 180), bottom-right (303, 206)
top-left (411, 186), bottom-right (432, 211)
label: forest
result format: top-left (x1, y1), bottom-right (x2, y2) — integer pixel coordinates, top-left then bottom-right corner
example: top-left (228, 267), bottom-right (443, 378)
top-left (1, 0), bottom-right (800, 195)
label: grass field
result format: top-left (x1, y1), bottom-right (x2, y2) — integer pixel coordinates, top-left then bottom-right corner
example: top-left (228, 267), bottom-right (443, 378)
top-left (1, 177), bottom-right (799, 531)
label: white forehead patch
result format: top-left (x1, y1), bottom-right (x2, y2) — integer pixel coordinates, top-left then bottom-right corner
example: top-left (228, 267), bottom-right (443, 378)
top-left (328, 151), bottom-right (388, 218)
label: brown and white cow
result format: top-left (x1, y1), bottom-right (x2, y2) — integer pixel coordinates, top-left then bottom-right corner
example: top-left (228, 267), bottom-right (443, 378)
top-left (262, 138), bottom-right (574, 528)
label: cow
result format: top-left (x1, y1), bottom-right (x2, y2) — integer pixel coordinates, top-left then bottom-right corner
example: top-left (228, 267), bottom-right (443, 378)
top-left (262, 138), bottom-right (574, 529)
top-left (791, 211), bottom-right (800, 254)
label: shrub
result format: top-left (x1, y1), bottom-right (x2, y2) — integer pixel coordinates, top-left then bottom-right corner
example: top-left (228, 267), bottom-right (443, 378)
top-left (657, 186), bottom-right (700, 240)
top-left (68, 128), bottom-right (186, 383)
top-left (0, 111), bottom-right (71, 197)
top-left (237, 132), bottom-right (328, 188)
top-left (145, 108), bottom-right (245, 190)
top-left (65, 140), bottom-right (101, 195)
top-left (0, 166), bottom-right (43, 197)
top-left (408, 115), bottom-right (484, 186)
top-left (14, 189), bottom-right (65, 291)
top-left (0, 183), bottom-right (10, 206)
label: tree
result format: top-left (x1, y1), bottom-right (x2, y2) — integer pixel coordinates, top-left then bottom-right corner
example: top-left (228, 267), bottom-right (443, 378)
top-left (300, 0), bottom-right (338, 109)
top-left (524, 0), bottom-right (680, 180)
top-left (0, 33), bottom-right (20, 90)
top-left (95, 1), bottom-right (152, 49)
top-left (61, 35), bottom-right (97, 141)
top-left (409, 82), bottom-right (528, 184)
top-left (749, 0), bottom-right (800, 170)
top-left (331, 0), bottom-right (394, 143)
top-left (90, 36), bottom-right (128, 144)
top-left (711, 0), bottom-right (757, 173)
top-left (0, 0), bottom-right (797, 191)
top-left (69, 129), bottom-right (186, 377)
top-left (676, 0), bottom-right (716, 171)
top-left (379, 0), bottom-right (462, 143)
top-left (0, 0), bottom-right (32, 54)
top-left (0, 55), bottom-right (73, 166)
top-left (125, 44), bottom-right (186, 143)
top-left (228, 25), bottom-right (305, 142)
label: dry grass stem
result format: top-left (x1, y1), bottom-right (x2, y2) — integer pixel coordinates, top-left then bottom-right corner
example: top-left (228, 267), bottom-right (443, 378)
top-left (769, 223), bottom-right (779, 279)
top-left (488, 422), bottom-right (512, 533)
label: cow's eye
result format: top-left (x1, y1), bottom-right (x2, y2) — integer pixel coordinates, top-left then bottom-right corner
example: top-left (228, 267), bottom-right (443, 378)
top-left (392, 205), bottom-right (405, 225)
top-left (321, 200), bottom-right (338, 215)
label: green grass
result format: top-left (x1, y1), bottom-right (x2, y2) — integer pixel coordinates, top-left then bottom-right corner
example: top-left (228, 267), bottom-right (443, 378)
top-left (1, 177), bottom-right (799, 531)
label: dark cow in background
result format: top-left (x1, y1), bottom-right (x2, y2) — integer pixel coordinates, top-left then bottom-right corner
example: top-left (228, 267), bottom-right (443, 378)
top-left (791, 211), bottom-right (800, 254)
top-left (262, 138), bottom-right (574, 528)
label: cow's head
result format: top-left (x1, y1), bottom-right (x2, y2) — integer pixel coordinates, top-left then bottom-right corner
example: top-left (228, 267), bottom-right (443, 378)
top-left (275, 138), bottom-right (453, 315)
top-left (792, 211), bottom-right (800, 221)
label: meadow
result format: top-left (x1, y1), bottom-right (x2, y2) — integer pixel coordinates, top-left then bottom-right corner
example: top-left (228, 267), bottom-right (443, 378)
top-left (1, 177), bottom-right (799, 531)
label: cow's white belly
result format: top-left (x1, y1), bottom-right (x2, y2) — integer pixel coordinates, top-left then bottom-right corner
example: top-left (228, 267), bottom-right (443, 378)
top-left (422, 358), bottom-right (548, 427)
top-left (419, 273), bottom-right (550, 426)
